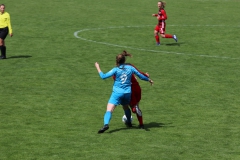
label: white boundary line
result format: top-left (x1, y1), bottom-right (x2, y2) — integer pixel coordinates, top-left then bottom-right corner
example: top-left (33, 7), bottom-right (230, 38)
top-left (74, 25), bottom-right (240, 60)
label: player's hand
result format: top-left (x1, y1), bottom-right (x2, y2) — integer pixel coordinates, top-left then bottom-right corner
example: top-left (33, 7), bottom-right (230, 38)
top-left (149, 79), bottom-right (154, 86)
top-left (95, 62), bottom-right (102, 73)
top-left (10, 33), bottom-right (13, 37)
top-left (152, 14), bottom-right (156, 16)
top-left (95, 62), bottom-right (99, 68)
top-left (145, 72), bottom-right (150, 77)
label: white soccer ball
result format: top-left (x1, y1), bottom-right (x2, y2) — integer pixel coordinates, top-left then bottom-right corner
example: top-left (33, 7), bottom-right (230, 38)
top-left (122, 115), bottom-right (133, 123)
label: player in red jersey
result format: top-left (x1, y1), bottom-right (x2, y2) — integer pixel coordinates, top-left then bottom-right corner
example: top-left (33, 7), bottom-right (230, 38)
top-left (128, 65), bottom-right (149, 129)
top-left (113, 51), bottom-right (152, 129)
top-left (152, 1), bottom-right (177, 45)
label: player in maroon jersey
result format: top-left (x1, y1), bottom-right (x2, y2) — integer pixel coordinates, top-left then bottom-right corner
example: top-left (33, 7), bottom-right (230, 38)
top-left (152, 1), bottom-right (177, 45)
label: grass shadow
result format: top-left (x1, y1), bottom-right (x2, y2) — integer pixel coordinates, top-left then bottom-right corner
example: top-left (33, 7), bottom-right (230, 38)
top-left (164, 42), bottom-right (185, 46)
top-left (108, 127), bottom-right (132, 133)
top-left (144, 122), bottom-right (174, 131)
top-left (8, 55), bottom-right (32, 59)
top-left (107, 122), bottom-right (173, 133)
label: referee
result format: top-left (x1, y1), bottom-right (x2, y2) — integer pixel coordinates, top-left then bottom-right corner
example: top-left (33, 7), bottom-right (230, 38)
top-left (0, 4), bottom-right (13, 59)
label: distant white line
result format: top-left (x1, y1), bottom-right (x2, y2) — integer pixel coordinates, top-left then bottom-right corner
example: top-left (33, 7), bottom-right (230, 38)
top-left (74, 25), bottom-right (240, 60)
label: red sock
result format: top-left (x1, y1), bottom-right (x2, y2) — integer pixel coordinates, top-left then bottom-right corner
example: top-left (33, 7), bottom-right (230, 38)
top-left (155, 35), bottom-right (160, 43)
top-left (135, 106), bottom-right (143, 125)
top-left (137, 115), bottom-right (143, 125)
top-left (165, 34), bottom-right (173, 38)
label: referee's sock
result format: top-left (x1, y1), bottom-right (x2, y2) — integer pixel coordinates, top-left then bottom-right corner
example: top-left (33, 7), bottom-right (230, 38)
top-left (3, 46), bottom-right (6, 56)
top-left (0, 46), bottom-right (6, 58)
top-left (0, 45), bottom-right (3, 57)
top-left (3, 46), bottom-right (6, 58)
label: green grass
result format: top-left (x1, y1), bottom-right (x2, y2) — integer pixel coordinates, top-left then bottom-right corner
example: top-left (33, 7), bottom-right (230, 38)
top-left (1, 0), bottom-right (240, 159)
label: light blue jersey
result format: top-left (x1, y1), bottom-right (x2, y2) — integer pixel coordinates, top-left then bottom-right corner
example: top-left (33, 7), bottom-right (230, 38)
top-left (99, 64), bottom-right (149, 105)
top-left (97, 64), bottom-right (150, 129)
top-left (99, 64), bottom-right (149, 94)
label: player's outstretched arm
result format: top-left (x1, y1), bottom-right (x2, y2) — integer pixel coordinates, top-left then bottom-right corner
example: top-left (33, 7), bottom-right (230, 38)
top-left (95, 62), bottom-right (101, 73)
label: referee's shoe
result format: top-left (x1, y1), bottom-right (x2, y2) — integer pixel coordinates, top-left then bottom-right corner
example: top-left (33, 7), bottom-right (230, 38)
top-left (0, 46), bottom-right (6, 59)
top-left (0, 55), bottom-right (6, 59)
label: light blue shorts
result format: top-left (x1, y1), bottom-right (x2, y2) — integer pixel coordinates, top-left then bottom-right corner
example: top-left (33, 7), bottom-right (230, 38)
top-left (108, 92), bottom-right (131, 106)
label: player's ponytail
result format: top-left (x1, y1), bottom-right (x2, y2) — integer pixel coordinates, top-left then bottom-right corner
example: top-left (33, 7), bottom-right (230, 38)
top-left (159, 1), bottom-right (166, 9)
top-left (116, 50), bottom-right (132, 67)
top-left (162, 1), bottom-right (166, 8)
top-left (121, 50), bottom-right (132, 58)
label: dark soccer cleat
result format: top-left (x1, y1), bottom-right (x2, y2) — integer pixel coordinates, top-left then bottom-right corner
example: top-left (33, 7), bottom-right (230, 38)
top-left (125, 122), bottom-right (132, 127)
top-left (139, 125), bottom-right (145, 129)
top-left (98, 124), bottom-right (109, 134)
top-left (156, 42), bottom-right (160, 46)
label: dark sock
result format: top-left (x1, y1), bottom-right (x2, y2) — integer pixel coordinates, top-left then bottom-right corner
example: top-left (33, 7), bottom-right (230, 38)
top-left (0, 46), bottom-right (6, 58)
top-left (137, 115), bottom-right (143, 125)
top-left (0, 46), bottom-right (3, 57)
top-left (124, 108), bottom-right (132, 123)
top-left (3, 46), bottom-right (6, 58)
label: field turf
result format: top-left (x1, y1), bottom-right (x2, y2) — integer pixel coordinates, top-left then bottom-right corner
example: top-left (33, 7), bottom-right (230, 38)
top-left (1, 0), bottom-right (240, 159)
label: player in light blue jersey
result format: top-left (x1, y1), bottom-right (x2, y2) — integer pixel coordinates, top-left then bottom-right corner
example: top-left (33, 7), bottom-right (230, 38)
top-left (95, 51), bottom-right (153, 133)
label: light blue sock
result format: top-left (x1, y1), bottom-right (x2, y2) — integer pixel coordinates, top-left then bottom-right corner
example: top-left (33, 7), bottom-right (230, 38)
top-left (104, 111), bottom-right (112, 125)
top-left (124, 108), bottom-right (131, 123)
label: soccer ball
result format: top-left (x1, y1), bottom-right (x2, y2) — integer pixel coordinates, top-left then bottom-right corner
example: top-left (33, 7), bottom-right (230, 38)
top-left (122, 115), bottom-right (133, 123)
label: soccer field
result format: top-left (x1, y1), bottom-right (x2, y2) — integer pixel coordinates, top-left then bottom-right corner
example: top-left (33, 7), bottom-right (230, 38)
top-left (1, 0), bottom-right (240, 159)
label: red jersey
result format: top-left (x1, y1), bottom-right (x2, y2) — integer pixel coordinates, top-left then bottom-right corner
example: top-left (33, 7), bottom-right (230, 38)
top-left (157, 8), bottom-right (167, 25)
top-left (154, 8), bottom-right (168, 34)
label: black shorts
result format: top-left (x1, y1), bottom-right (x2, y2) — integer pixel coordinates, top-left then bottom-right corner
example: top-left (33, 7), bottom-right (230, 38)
top-left (0, 27), bottom-right (9, 40)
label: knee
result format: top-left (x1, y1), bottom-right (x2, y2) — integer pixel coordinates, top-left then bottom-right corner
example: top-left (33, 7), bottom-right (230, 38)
top-left (0, 39), bottom-right (3, 46)
top-left (107, 104), bottom-right (115, 112)
top-left (131, 107), bottom-right (136, 113)
top-left (122, 105), bottom-right (129, 110)
top-left (160, 34), bottom-right (165, 38)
